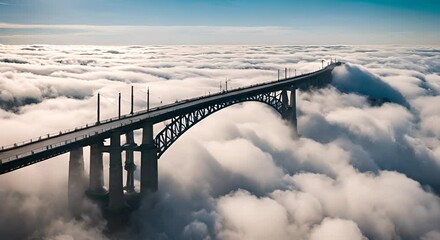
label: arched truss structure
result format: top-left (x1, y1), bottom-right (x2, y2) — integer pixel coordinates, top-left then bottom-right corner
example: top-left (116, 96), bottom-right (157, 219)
top-left (154, 90), bottom-right (290, 158)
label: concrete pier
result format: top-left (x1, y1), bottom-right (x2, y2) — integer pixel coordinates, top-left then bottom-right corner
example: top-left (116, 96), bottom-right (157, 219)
top-left (281, 89), bottom-right (290, 120)
top-left (87, 141), bottom-right (107, 197)
top-left (124, 131), bottom-right (136, 193)
top-left (289, 88), bottom-right (298, 136)
top-left (140, 122), bottom-right (158, 194)
top-left (108, 133), bottom-right (126, 211)
top-left (281, 89), bottom-right (289, 106)
top-left (68, 147), bottom-right (86, 214)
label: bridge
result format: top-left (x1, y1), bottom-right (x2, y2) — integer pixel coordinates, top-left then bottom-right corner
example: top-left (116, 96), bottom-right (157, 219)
top-left (0, 61), bottom-right (342, 212)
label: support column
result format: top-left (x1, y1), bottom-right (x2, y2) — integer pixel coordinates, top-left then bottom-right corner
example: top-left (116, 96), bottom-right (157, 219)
top-left (140, 122), bottom-right (158, 195)
top-left (281, 89), bottom-right (288, 107)
top-left (68, 147), bottom-right (86, 215)
top-left (281, 89), bottom-right (289, 120)
top-left (289, 88), bottom-right (298, 136)
top-left (87, 141), bottom-right (107, 197)
top-left (108, 133), bottom-right (126, 211)
top-left (124, 131), bottom-right (136, 193)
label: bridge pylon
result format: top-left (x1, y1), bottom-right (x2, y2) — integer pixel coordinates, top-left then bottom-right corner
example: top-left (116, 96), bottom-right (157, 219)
top-left (108, 132), bottom-right (128, 212)
top-left (68, 147), bottom-right (87, 215)
top-left (123, 131), bottom-right (137, 193)
top-left (289, 88), bottom-right (298, 137)
top-left (140, 122), bottom-right (158, 195)
top-left (281, 89), bottom-right (289, 107)
top-left (87, 141), bottom-right (108, 197)
top-left (281, 88), bottom-right (298, 137)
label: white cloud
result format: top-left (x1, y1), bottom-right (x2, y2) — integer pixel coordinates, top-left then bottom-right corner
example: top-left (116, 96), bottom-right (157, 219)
top-left (309, 218), bottom-right (366, 240)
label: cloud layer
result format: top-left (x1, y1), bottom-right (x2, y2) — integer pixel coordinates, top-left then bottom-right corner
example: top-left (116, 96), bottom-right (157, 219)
top-left (0, 44), bottom-right (439, 239)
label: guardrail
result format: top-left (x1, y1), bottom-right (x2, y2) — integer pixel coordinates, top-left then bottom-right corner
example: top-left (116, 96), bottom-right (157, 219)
top-left (0, 116), bottom-right (146, 164)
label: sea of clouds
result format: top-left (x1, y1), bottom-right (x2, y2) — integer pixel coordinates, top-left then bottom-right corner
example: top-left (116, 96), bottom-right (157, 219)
top-left (0, 44), bottom-right (439, 240)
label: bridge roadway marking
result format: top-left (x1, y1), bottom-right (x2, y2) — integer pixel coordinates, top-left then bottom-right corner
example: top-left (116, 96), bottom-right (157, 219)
top-left (0, 64), bottom-right (336, 165)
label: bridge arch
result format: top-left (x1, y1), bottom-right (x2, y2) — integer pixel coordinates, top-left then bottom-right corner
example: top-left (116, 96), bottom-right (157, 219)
top-left (154, 91), bottom-right (289, 158)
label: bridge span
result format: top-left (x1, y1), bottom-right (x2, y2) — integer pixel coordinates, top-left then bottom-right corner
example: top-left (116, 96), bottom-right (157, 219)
top-left (0, 61), bottom-right (341, 212)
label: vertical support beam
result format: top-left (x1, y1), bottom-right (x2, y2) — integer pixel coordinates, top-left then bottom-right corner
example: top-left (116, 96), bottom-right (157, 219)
top-left (147, 87), bottom-right (150, 111)
top-left (124, 131), bottom-right (136, 193)
top-left (141, 122), bottom-right (158, 195)
top-left (68, 147), bottom-right (86, 215)
top-left (281, 89), bottom-right (289, 110)
top-left (281, 89), bottom-right (289, 121)
top-left (290, 88), bottom-right (298, 137)
top-left (118, 92), bottom-right (121, 119)
top-left (87, 141), bottom-right (107, 197)
top-left (285, 68), bottom-right (288, 79)
top-left (108, 133), bottom-right (126, 211)
top-left (130, 85), bottom-right (134, 114)
top-left (97, 93), bottom-right (100, 124)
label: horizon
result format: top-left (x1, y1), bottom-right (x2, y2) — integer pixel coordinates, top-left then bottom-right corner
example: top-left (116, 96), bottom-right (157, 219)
top-left (0, 0), bottom-right (439, 45)
top-left (1, 41), bottom-right (440, 47)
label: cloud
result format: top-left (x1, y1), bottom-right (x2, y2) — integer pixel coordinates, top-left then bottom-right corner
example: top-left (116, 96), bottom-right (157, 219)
top-left (292, 171), bottom-right (440, 239)
top-left (0, 45), bottom-right (439, 239)
top-left (309, 218), bottom-right (366, 240)
top-left (216, 190), bottom-right (292, 240)
top-left (332, 63), bottom-right (409, 107)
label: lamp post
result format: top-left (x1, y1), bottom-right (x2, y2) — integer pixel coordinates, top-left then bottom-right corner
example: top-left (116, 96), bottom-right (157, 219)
top-left (225, 78), bottom-right (232, 91)
top-left (97, 93), bottom-right (100, 124)
top-left (118, 92), bottom-right (121, 119)
top-left (130, 85), bottom-right (134, 114)
top-left (146, 87), bottom-right (150, 111)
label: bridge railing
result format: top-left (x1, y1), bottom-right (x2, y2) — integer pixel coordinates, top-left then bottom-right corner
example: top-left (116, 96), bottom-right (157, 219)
top-left (156, 64), bottom-right (327, 107)
top-left (0, 122), bottom-right (95, 151)
top-left (0, 107), bottom-right (157, 153)
top-left (0, 116), bottom-right (146, 164)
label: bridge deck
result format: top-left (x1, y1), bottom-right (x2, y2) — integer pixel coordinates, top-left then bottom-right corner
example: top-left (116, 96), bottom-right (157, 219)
top-left (0, 63), bottom-right (339, 174)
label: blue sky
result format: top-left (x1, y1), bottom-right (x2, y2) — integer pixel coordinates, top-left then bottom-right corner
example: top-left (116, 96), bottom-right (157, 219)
top-left (0, 0), bottom-right (439, 45)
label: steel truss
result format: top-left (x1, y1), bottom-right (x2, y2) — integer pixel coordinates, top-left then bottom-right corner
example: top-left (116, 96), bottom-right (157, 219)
top-left (155, 90), bottom-right (289, 158)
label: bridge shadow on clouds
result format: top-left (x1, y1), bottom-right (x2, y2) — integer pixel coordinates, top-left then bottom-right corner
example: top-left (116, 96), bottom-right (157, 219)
top-left (332, 63), bottom-right (410, 108)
